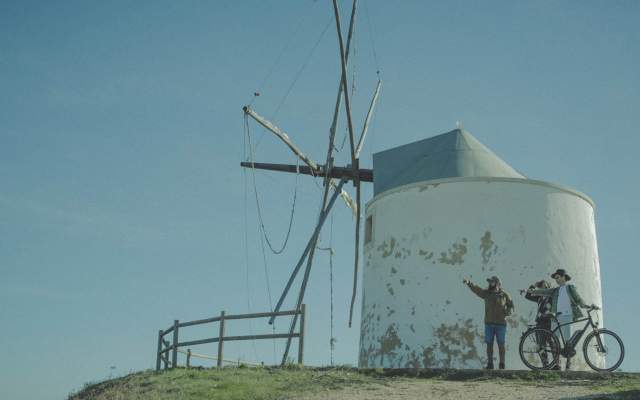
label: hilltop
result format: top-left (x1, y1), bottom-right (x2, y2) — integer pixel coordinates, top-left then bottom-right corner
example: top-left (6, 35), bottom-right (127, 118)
top-left (68, 367), bottom-right (640, 400)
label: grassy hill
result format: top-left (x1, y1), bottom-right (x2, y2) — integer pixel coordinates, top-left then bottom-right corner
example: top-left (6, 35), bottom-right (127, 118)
top-left (68, 366), bottom-right (640, 400)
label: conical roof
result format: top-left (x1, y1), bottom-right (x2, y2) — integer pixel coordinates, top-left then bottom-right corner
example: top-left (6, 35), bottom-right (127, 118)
top-left (372, 129), bottom-right (525, 195)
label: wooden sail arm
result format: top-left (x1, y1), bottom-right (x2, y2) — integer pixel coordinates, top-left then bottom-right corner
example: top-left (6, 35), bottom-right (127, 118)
top-left (355, 79), bottom-right (382, 159)
top-left (239, 162), bottom-right (373, 182)
top-left (242, 106), bottom-right (319, 171)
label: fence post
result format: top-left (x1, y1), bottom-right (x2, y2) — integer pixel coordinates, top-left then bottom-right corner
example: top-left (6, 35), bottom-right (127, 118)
top-left (156, 330), bottom-right (163, 371)
top-left (163, 339), bottom-right (169, 370)
top-left (172, 320), bottom-right (179, 368)
top-left (186, 349), bottom-right (191, 368)
top-left (217, 311), bottom-right (225, 368)
top-left (298, 304), bottom-right (306, 365)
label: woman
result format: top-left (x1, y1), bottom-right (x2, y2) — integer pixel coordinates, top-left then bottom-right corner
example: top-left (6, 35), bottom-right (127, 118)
top-left (521, 280), bottom-right (556, 368)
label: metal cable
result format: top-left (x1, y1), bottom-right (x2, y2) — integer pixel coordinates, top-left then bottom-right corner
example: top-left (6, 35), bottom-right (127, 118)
top-left (364, 0), bottom-right (381, 75)
top-left (271, 15), bottom-right (334, 121)
top-left (242, 119), bottom-right (261, 362)
top-left (245, 115), bottom-right (298, 255)
top-left (248, 1), bottom-right (320, 107)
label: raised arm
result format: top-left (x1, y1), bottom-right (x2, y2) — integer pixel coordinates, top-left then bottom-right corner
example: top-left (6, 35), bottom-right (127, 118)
top-left (524, 285), bottom-right (540, 303)
top-left (464, 280), bottom-right (487, 299)
top-left (528, 287), bottom-right (554, 297)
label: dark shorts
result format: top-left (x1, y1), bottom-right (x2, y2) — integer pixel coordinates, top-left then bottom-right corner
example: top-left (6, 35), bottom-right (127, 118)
top-left (484, 323), bottom-right (507, 345)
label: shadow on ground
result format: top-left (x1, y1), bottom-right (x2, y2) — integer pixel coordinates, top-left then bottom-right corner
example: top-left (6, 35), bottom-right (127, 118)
top-left (560, 390), bottom-right (640, 400)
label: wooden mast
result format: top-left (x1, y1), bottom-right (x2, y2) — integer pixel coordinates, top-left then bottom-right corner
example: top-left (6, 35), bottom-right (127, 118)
top-left (240, 0), bottom-right (383, 364)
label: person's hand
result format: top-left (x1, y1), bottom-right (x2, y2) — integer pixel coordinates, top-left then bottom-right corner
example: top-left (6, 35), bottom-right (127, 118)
top-left (519, 289), bottom-right (526, 296)
top-left (462, 278), bottom-right (470, 286)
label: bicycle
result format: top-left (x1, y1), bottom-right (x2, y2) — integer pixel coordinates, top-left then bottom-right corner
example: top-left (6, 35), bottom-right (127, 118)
top-left (518, 305), bottom-right (624, 372)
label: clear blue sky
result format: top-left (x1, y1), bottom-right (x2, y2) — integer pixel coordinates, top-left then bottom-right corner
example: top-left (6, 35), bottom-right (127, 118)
top-left (1, 1), bottom-right (638, 399)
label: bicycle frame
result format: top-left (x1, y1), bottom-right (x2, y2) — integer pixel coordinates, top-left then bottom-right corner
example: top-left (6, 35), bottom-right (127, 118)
top-left (548, 308), bottom-right (599, 351)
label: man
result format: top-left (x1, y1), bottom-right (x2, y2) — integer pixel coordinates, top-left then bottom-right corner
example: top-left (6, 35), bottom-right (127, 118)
top-left (463, 276), bottom-right (514, 370)
top-left (527, 268), bottom-right (593, 370)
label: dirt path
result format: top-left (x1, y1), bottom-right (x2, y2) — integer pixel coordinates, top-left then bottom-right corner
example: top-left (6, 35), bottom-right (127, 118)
top-left (299, 378), bottom-right (609, 400)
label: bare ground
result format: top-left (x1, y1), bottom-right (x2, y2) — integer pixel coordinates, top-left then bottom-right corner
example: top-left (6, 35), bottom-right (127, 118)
top-left (299, 378), bottom-right (612, 400)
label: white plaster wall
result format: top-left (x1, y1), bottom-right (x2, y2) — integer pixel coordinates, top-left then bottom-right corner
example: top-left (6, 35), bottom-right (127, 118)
top-left (359, 178), bottom-right (603, 371)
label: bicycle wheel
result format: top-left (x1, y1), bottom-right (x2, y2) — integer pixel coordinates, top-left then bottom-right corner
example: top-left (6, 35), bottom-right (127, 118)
top-left (519, 328), bottom-right (560, 371)
top-left (583, 329), bottom-right (624, 372)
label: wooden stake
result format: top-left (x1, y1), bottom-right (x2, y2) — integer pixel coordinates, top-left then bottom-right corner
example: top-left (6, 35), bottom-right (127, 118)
top-left (156, 330), bottom-right (163, 371)
top-left (171, 320), bottom-right (179, 368)
top-left (298, 304), bottom-right (306, 365)
top-left (217, 311), bottom-right (225, 368)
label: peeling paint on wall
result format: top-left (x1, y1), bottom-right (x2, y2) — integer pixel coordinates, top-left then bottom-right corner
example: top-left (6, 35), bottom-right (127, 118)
top-left (386, 283), bottom-right (395, 296)
top-left (422, 346), bottom-right (437, 367)
top-left (377, 323), bottom-right (402, 365)
top-left (378, 237), bottom-right (397, 258)
top-left (418, 249), bottom-right (434, 261)
top-left (438, 238), bottom-right (468, 265)
top-left (431, 318), bottom-right (482, 368)
top-left (480, 231), bottom-right (497, 264)
top-left (404, 350), bottom-right (422, 369)
top-left (394, 248), bottom-right (411, 259)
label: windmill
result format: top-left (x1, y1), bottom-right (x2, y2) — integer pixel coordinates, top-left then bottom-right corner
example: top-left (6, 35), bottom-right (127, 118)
top-left (241, 0), bottom-right (380, 365)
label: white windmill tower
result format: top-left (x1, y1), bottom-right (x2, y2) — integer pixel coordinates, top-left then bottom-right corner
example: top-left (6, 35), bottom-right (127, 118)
top-left (358, 129), bottom-right (605, 371)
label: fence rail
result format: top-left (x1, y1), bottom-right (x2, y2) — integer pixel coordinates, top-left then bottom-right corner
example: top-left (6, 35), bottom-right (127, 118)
top-left (155, 305), bottom-right (305, 371)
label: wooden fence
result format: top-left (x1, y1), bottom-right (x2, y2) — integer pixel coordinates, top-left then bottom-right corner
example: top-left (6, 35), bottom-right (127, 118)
top-left (156, 305), bottom-right (306, 371)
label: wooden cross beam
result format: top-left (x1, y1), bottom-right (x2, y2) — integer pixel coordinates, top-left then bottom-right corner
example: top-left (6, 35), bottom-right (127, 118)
top-left (239, 162), bottom-right (373, 183)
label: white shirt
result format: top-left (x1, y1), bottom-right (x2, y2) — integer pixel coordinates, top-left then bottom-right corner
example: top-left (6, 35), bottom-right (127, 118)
top-left (556, 285), bottom-right (572, 318)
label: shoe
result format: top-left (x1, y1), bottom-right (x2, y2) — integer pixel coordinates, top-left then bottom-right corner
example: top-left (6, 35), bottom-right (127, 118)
top-left (485, 363), bottom-right (494, 370)
top-left (498, 363), bottom-right (505, 370)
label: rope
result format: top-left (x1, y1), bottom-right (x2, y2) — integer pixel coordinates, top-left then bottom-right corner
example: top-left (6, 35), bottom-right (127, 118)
top-left (245, 113), bottom-right (295, 364)
top-left (242, 115), bottom-right (261, 363)
top-left (248, 1), bottom-right (320, 107)
top-left (364, 0), bottom-right (381, 75)
top-left (254, 14), bottom-right (335, 150)
top-left (316, 215), bottom-right (336, 366)
top-left (177, 349), bottom-right (262, 366)
top-left (328, 214), bottom-right (335, 365)
top-left (245, 115), bottom-right (298, 255)
top-left (271, 15), bottom-right (334, 122)
top-left (257, 211), bottom-right (277, 365)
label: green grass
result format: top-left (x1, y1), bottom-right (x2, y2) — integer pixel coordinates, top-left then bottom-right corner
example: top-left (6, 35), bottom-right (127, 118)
top-left (68, 367), bottom-right (640, 400)
top-left (68, 366), bottom-right (387, 400)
